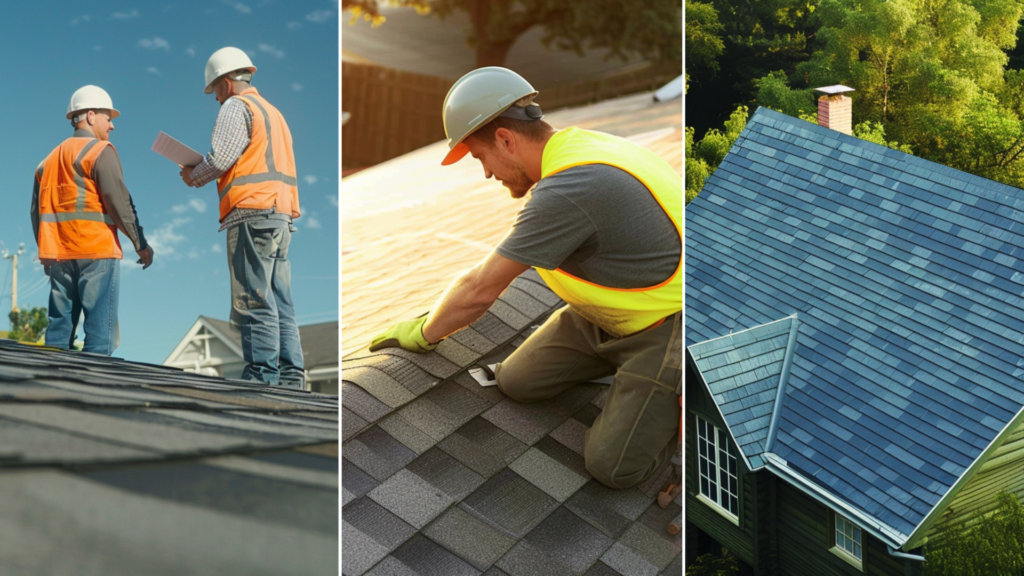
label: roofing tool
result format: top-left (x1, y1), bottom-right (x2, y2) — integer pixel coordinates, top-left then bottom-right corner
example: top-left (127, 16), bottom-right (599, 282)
top-left (469, 363), bottom-right (499, 387)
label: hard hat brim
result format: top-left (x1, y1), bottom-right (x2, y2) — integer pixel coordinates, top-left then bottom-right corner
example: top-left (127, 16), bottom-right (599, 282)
top-left (66, 108), bottom-right (121, 120)
top-left (204, 66), bottom-right (258, 94)
top-left (442, 142), bottom-right (470, 166)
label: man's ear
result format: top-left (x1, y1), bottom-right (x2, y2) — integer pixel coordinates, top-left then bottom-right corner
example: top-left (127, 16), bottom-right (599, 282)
top-left (494, 127), bottom-right (515, 153)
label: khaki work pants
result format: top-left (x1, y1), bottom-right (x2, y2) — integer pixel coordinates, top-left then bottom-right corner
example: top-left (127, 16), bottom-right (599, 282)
top-left (495, 306), bottom-right (683, 489)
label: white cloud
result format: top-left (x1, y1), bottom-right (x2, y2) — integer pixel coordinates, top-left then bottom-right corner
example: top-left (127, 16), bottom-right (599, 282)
top-left (94, 46), bottom-right (102, 51)
top-left (292, 83), bottom-right (303, 92)
top-left (304, 175), bottom-right (317, 185)
top-left (306, 10), bottom-right (333, 23)
top-left (70, 14), bottom-right (92, 25)
top-left (258, 43), bottom-right (284, 59)
top-left (305, 216), bottom-right (322, 229)
top-left (187, 248), bottom-right (201, 259)
top-left (287, 21), bottom-right (302, 31)
top-left (171, 198), bottom-right (207, 213)
top-left (147, 217), bottom-right (190, 257)
top-left (111, 9), bottom-right (139, 19)
top-left (146, 67), bottom-right (160, 75)
top-left (211, 243), bottom-right (222, 253)
top-left (327, 194), bottom-right (338, 207)
top-left (224, 0), bottom-right (252, 14)
top-left (139, 37), bottom-right (170, 51)
top-left (186, 45), bottom-right (196, 57)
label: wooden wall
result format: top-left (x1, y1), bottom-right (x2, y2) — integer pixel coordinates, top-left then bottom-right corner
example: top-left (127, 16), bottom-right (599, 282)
top-left (341, 61), bottom-right (679, 168)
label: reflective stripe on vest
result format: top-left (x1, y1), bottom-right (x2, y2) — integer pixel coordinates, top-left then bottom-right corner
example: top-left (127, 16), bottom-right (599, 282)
top-left (37, 137), bottom-right (123, 260)
top-left (533, 127), bottom-right (683, 338)
top-left (217, 88), bottom-right (300, 221)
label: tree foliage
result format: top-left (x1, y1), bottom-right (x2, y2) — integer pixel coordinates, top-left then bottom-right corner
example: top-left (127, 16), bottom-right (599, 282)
top-left (924, 491), bottom-right (1024, 576)
top-left (343, 0), bottom-right (681, 68)
top-left (686, 0), bottom-right (725, 82)
top-left (8, 307), bottom-right (47, 344)
top-left (796, 0), bottom-right (1024, 185)
top-left (686, 106), bottom-right (749, 204)
top-left (686, 547), bottom-right (739, 576)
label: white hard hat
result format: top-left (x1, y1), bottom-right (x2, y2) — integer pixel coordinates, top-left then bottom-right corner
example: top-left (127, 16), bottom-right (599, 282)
top-left (67, 85), bottom-right (120, 120)
top-left (441, 67), bottom-right (540, 165)
top-left (204, 47), bottom-right (257, 94)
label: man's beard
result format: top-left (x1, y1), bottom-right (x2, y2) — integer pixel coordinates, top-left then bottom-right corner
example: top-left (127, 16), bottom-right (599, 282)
top-left (503, 165), bottom-right (535, 199)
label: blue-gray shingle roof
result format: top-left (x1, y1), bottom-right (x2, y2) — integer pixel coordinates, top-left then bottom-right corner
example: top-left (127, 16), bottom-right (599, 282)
top-left (688, 316), bottom-right (797, 469)
top-left (686, 106), bottom-right (1024, 543)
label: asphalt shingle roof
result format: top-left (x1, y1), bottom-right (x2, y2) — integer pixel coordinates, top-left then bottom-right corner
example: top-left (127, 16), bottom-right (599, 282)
top-left (342, 270), bottom-right (682, 576)
top-left (0, 338), bottom-right (338, 575)
top-left (686, 106), bottom-right (1024, 543)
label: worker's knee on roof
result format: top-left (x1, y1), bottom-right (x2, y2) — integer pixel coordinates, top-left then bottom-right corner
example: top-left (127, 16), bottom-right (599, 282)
top-left (495, 369), bottom-right (543, 403)
top-left (584, 453), bottom-right (646, 490)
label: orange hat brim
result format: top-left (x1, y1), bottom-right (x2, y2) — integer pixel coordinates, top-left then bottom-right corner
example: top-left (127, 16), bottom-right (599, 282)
top-left (442, 142), bottom-right (470, 166)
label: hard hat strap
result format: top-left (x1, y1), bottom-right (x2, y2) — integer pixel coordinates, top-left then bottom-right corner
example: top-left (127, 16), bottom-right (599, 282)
top-left (499, 104), bottom-right (544, 122)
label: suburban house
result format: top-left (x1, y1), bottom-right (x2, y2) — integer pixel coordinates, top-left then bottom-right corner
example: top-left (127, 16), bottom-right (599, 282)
top-left (164, 316), bottom-right (339, 394)
top-left (685, 96), bottom-right (1024, 575)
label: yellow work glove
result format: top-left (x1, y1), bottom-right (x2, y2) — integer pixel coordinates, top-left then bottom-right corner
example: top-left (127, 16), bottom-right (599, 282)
top-left (368, 315), bottom-right (439, 353)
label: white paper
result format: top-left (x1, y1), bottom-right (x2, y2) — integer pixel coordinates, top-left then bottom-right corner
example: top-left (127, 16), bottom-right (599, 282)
top-left (152, 131), bottom-right (204, 167)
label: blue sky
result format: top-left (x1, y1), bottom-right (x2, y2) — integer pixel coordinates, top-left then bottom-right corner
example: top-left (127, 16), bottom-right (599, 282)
top-left (0, 1), bottom-right (339, 363)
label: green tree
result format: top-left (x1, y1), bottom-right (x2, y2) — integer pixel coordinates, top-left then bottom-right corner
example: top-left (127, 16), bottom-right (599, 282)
top-left (686, 0), bottom-right (725, 83)
top-left (925, 491), bottom-right (1024, 576)
top-left (797, 0), bottom-right (1024, 185)
top-left (686, 106), bottom-right (749, 204)
top-left (8, 307), bottom-right (47, 344)
top-left (343, 0), bottom-right (681, 69)
top-left (686, 547), bottom-right (739, 575)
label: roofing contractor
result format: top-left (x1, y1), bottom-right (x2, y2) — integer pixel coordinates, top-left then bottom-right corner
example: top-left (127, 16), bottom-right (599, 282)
top-left (178, 47), bottom-right (305, 389)
top-left (32, 85), bottom-right (154, 355)
top-left (371, 67), bottom-right (683, 489)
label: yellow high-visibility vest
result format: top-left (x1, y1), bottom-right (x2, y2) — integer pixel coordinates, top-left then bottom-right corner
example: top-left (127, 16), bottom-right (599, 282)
top-left (535, 127), bottom-right (682, 338)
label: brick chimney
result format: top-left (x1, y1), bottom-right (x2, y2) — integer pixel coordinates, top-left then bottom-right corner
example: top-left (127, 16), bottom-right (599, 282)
top-left (814, 85), bottom-right (855, 135)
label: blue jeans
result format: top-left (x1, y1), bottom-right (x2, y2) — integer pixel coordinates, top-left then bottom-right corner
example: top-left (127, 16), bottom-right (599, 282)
top-left (45, 258), bottom-right (120, 355)
top-left (226, 218), bottom-right (305, 389)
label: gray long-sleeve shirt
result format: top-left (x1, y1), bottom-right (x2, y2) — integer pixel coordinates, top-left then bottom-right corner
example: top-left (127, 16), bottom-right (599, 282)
top-left (31, 129), bottom-right (147, 253)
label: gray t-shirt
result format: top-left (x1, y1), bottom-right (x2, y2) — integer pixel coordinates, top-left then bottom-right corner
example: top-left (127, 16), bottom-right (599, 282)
top-left (496, 163), bottom-right (680, 289)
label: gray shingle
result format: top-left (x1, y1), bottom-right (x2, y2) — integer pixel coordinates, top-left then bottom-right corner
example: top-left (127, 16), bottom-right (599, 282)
top-left (343, 458), bottom-right (379, 508)
top-left (343, 383), bottom-right (392, 423)
top-left (549, 418), bottom-right (588, 455)
top-left (344, 368), bottom-right (416, 408)
top-left (496, 506), bottom-right (613, 576)
top-left (488, 301), bottom-right (533, 329)
top-left (376, 349), bottom-right (462, 380)
top-left (437, 417), bottom-right (528, 478)
top-left (344, 426), bottom-right (418, 481)
top-left (368, 469), bottom-right (454, 529)
top-left (451, 327), bottom-right (501, 354)
top-left (498, 286), bottom-right (553, 319)
top-left (396, 382), bottom-right (491, 441)
top-left (390, 534), bottom-right (482, 576)
top-left (406, 447), bottom-right (485, 500)
top-left (435, 338), bottom-right (480, 368)
top-left (601, 523), bottom-right (679, 574)
top-left (422, 505), bottom-right (517, 571)
top-left (378, 413), bottom-right (438, 455)
top-left (565, 480), bottom-right (652, 539)
top-left (459, 469), bottom-right (558, 539)
top-left (469, 312), bottom-right (519, 344)
top-left (508, 446), bottom-right (589, 502)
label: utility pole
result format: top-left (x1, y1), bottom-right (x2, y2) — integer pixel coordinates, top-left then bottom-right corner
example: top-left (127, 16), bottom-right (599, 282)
top-left (2, 244), bottom-right (25, 314)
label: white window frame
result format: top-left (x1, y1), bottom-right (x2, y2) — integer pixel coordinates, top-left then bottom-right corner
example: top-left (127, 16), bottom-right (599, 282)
top-left (695, 414), bottom-right (740, 523)
top-left (831, 512), bottom-right (864, 571)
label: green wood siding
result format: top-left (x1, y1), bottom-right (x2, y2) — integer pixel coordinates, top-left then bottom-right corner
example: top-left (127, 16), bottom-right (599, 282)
top-left (686, 362), bottom-right (757, 565)
top-left (775, 482), bottom-right (912, 576)
top-left (922, 416), bottom-right (1024, 542)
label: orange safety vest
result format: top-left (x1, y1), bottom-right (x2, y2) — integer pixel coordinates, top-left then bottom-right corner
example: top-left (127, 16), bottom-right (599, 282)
top-left (217, 88), bottom-right (300, 222)
top-left (36, 137), bottom-right (122, 260)
top-left (534, 127), bottom-right (683, 338)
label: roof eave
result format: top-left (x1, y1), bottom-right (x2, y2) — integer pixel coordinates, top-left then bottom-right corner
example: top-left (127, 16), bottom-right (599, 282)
top-left (902, 401), bottom-right (1024, 550)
